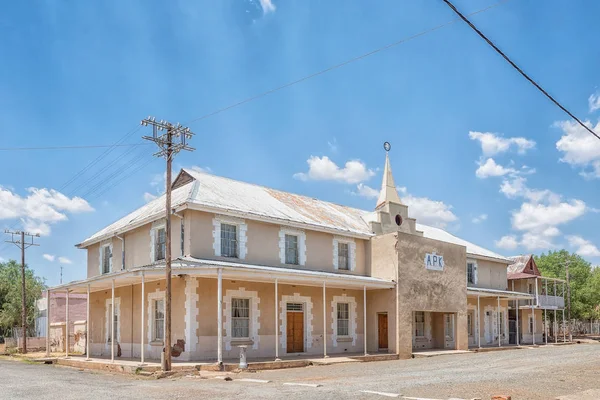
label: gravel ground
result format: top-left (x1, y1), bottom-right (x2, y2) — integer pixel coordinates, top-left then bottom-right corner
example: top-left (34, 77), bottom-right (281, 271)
top-left (1, 343), bottom-right (599, 400)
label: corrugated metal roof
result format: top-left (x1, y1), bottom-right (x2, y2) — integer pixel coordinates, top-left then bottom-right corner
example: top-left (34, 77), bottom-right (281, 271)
top-left (78, 169), bottom-right (509, 263)
top-left (507, 255), bottom-right (532, 274)
top-left (77, 182), bottom-right (195, 247)
top-left (415, 223), bottom-right (511, 263)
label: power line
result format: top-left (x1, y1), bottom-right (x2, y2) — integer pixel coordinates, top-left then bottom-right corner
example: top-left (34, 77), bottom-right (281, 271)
top-left (0, 143), bottom-right (150, 151)
top-left (442, 0), bottom-right (600, 141)
top-left (184, 0), bottom-right (510, 126)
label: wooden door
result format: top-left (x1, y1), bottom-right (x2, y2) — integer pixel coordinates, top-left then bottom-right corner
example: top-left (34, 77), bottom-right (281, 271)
top-left (378, 313), bottom-right (388, 349)
top-left (286, 310), bottom-right (304, 353)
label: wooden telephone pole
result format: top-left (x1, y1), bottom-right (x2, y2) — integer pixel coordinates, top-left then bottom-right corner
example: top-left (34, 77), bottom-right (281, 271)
top-left (141, 117), bottom-right (194, 371)
top-left (4, 230), bottom-right (40, 354)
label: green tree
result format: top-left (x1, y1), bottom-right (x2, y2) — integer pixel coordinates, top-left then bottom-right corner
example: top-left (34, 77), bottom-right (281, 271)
top-left (0, 260), bottom-right (46, 338)
top-left (535, 250), bottom-right (594, 319)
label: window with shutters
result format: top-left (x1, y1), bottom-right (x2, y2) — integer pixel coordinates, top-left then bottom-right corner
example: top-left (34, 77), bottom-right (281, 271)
top-left (232, 298), bottom-right (250, 338)
top-left (285, 234), bottom-right (299, 265)
top-left (414, 311), bottom-right (425, 337)
top-left (155, 227), bottom-right (166, 261)
top-left (337, 303), bottom-right (349, 336)
top-left (467, 262), bottom-right (475, 284)
top-left (338, 242), bottom-right (349, 270)
top-left (101, 244), bottom-right (111, 274)
top-left (221, 224), bottom-right (238, 258)
top-left (154, 299), bottom-right (165, 341)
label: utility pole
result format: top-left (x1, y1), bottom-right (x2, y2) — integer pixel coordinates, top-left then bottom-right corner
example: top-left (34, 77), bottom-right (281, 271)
top-left (141, 117), bottom-right (194, 371)
top-left (566, 256), bottom-right (572, 342)
top-left (4, 230), bottom-right (40, 354)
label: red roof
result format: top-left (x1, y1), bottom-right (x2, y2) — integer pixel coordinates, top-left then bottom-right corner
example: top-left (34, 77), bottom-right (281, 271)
top-left (507, 272), bottom-right (538, 280)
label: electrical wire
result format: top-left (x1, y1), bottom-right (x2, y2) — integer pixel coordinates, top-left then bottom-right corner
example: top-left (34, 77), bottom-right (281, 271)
top-left (0, 143), bottom-right (149, 151)
top-left (442, 0), bottom-right (600, 141)
top-left (184, 0), bottom-right (510, 126)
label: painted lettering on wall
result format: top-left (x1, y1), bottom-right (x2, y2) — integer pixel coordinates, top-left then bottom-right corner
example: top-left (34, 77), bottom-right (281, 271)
top-left (424, 252), bottom-right (444, 271)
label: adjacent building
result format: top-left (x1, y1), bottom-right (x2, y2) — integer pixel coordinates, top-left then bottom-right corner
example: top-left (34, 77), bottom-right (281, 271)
top-left (49, 150), bottom-right (558, 363)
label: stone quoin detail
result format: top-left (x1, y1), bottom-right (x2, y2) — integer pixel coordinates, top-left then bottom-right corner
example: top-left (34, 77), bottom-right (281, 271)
top-left (278, 227), bottom-right (307, 266)
top-left (212, 215), bottom-right (248, 259)
top-left (184, 276), bottom-right (199, 358)
top-left (279, 293), bottom-right (313, 351)
top-left (223, 288), bottom-right (260, 351)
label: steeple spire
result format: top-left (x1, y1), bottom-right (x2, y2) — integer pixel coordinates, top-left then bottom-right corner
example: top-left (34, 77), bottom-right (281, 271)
top-left (376, 142), bottom-right (402, 208)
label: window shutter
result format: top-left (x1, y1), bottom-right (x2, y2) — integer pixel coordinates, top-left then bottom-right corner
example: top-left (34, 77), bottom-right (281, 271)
top-left (150, 229), bottom-right (156, 262)
top-left (109, 244), bottom-right (113, 272)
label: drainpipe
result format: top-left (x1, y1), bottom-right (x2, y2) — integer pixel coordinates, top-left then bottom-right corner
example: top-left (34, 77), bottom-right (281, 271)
top-left (116, 235), bottom-right (125, 270)
top-left (172, 209), bottom-right (184, 257)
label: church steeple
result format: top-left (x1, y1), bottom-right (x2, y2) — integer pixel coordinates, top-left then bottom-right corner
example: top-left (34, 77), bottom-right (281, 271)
top-left (376, 143), bottom-right (402, 208)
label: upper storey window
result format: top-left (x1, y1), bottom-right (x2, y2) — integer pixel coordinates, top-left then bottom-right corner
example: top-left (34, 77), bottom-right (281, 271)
top-left (221, 224), bottom-right (238, 258)
top-left (338, 243), bottom-right (349, 270)
top-left (466, 260), bottom-right (478, 285)
top-left (213, 215), bottom-right (248, 259)
top-left (100, 243), bottom-right (112, 274)
top-left (278, 228), bottom-right (306, 266)
top-left (151, 224), bottom-right (166, 263)
top-left (285, 234), bottom-right (298, 265)
top-left (333, 237), bottom-right (356, 271)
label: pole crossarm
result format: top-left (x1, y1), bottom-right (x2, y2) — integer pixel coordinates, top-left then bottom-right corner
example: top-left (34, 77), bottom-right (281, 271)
top-left (140, 116), bottom-right (195, 372)
top-left (4, 229), bottom-right (40, 354)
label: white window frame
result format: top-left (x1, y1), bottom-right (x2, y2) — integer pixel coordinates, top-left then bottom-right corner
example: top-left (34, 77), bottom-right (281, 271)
top-left (332, 236), bottom-right (356, 271)
top-left (336, 303), bottom-right (350, 336)
top-left (331, 294), bottom-right (357, 347)
top-left (231, 298), bottom-right (250, 339)
top-left (278, 228), bottom-right (306, 266)
top-left (150, 222), bottom-right (166, 263)
top-left (99, 242), bottom-right (112, 275)
top-left (414, 311), bottom-right (425, 338)
top-left (105, 297), bottom-right (121, 344)
top-left (467, 260), bottom-right (478, 285)
top-left (153, 298), bottom-right (165, 342)
top-left (212, 215), bottom-right (248, 260)
top-left (223, 288), bottom-right (259, 350)
top-left (147, 290), bottom-right (166, 345)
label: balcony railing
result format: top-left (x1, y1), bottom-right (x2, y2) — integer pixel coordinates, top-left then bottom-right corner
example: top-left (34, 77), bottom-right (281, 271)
top-left (515, 295), bottom-right (564, 309)
top-left (538, 294), bottom-right (565, 308)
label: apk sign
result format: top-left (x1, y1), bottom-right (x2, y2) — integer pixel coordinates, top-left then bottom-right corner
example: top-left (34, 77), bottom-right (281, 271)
top-left (424, 252), bottom-right (444, 271)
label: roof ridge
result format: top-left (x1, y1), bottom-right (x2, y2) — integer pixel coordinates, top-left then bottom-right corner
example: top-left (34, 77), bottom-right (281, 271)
top-left (182, 167), bottom-right (372, 214)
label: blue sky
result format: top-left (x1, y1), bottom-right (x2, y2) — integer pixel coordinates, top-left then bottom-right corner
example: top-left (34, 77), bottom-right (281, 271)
top-left (1, 0), bottom-right (599, 286)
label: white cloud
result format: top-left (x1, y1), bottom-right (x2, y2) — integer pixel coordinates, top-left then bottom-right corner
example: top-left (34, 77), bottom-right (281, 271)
top-left (402, 193), bottom-right (458, 229)
top-left (43, 254), bottom-right (55, 262)
top-left (589, 92), bottom-right (600, 113)
top-left (511, 200), bottom-right (586, 233)
top-left (520, 232), bottom-right (557, 251)
top-left (476, 158), bottom-right (516, 179)
top-left (294, 156), bottom-right (375, 184)
top-left (259, 0), bottom-right (276, 13)
top-left (472, 214), bottom-right (488, 224)
top-left (555, 119), bottom-right (600, 178)
top-left (495, 235), bottom-right (519, 250)
top-left (567, 235), bottom-right (600, 257)
top-left (352, 183), bottom-right (379, 199)
top-left (58, 256), bottom-right (72, 265)
top-left (0, 187), bottom-right (93, 236)
top-left (150, 173), bottom-right (166, 187)
top-left (500, 176), bottom-right (561, 204)
top-left (143, 192), bottom-right (157, 203)
top-left (21, 219), bottom-right (51, 236)
top-left (469, 131), bottom-right (535, 156)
